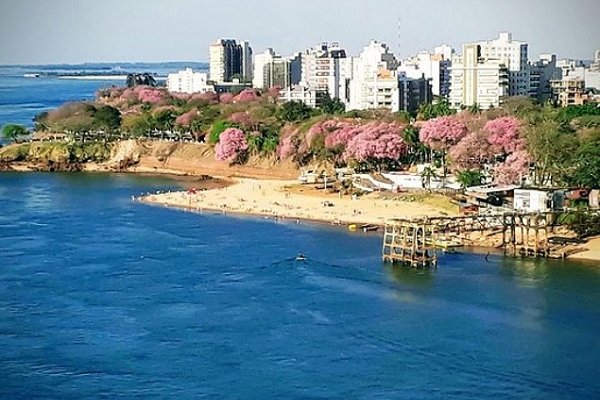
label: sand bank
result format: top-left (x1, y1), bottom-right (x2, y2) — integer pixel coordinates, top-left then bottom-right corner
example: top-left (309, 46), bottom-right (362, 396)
top-left (140, 177), bottom-right (453, 227)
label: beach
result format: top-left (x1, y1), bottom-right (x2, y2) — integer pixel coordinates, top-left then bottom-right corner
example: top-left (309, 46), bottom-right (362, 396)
top-left (141, 177), bottom-right (453, 227)
top-left (569, 237), bottom-right (600, 262)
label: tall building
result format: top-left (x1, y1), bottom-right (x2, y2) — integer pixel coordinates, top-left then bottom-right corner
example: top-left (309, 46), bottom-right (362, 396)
top-left (264, 58), bottom-right (291, 89)
top-left (398, 72), bottom-right (433, 114)
top-left (167, 68), bottom-right (213, 94)
top-left (528, 54), bottom-right (562, 102)
top-left (240, 41), bottom-right (253, 83)
top-left (252, 48), bottom-right (276, 88)
top-left (398, 45), bottom-right (453, 97)
top-left (476, 32), bottom-right (529, 97)
top-left (348, 40), bottom-right (399, 111)
top-left (209, 39), bottom-right (252, 83)
top-left (252, 49), bottom-right (298, 89)
top-left (300, 42), bottom-right (348, 99)
top-left (449, 44), bottom-right (509, 109)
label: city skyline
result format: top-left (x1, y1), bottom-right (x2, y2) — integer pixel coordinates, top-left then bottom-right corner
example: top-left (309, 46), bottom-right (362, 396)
top-left (0, 0), bottom-right (599, 65)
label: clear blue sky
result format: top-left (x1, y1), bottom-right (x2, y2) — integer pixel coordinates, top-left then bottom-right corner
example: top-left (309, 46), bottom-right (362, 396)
top-left (0, 0), bottom-right (598, 64)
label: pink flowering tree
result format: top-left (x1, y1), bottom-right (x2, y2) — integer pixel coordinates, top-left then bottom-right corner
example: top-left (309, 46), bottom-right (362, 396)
top-left (419, 116), bottom-right (469, 175)
top-left (189, 91), bottom-right (219, 105)
top-left (343, 123), bottom-right (408, 170)
top-left (219, 93), bottom-right (235, 104)
top-left (448, 129), bottom-right (497, 172)
top-left (233, 89), bottom-right (260, 103)
top-left (276, 125), bottom-right (300, 160)
top-left (175, 109), bottom-right (199, 128)
top-left (419, 116), bottom-right (468, 151)
top-left (136, 87), bottom-right (166, 105)
top-left (485, 116), bottom-right (523, 153)
top-left (228, 112), bottom-right (257, 130)
top-left (215, 128), bottom-right (249, 163)
top-left (493, 149), bottom-right (531, 184)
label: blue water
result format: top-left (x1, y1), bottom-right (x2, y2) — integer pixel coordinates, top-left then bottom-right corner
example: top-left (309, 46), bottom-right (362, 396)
top-left (0, 173), bottom-right (599, 399)
top-left (0, 63), bottom-right (207, 129)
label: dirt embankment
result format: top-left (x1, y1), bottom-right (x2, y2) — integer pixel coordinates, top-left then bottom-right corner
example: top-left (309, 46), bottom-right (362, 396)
top-left (0, 140), bottom-right (302, 179)
top-left (109, 140), bottom-right (301, 180)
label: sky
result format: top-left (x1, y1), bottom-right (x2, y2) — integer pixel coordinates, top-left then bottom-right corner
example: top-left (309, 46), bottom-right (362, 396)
top-left (0, 0), bottom-right (599, 64)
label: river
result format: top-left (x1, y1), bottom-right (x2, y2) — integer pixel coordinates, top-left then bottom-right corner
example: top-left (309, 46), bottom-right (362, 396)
top-left (0, 172), bottom-right (598, 398)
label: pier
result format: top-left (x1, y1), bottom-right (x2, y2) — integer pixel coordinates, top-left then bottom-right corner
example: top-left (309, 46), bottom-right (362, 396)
top-left (383, 209), bottom-right (600, 267)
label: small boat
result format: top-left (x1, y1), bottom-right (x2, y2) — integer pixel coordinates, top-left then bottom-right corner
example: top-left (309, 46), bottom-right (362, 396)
top-left (348, 224), bottom-right (357, 231)
top-left (296, 253), bottom-right (307, 261)
top-left (23, 73), bottom-right (40, 78)
top-left (360, 224), bottom-right (378, 232)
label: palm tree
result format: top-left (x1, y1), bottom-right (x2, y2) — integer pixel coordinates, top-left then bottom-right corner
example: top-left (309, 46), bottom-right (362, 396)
top-left (420, 166), bottom-right (438, 191)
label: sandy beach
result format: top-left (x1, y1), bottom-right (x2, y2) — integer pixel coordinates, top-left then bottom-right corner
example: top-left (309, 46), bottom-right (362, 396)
top-left (140, 177), bottom-right (453, 227)
top-left (568, 237), bottom-right (600, 262)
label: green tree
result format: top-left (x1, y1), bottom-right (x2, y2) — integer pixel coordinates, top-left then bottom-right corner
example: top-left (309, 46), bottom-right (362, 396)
top-left (154, 109), bottom-right (175, 135)
top-left (1, 124), bottom-right (29, 143)
top-left (572, 130), bottom-right (600, 188)
top-left (525, 118), bottom-right (579, 186)
top-left (420, 166), bottom-right (438, 191)
top-left (208, 120), bottom-right (232, 144)
top-left (319, 93), bottom-right (346, 115)
top-left (418, 99), bottom-right (455, 120)
top-left (456, 169), bottom-right (483, 189)
top-left (93, 105), bottom-right (121, 133)
top-left (278, 101), bottom-right (314, 122)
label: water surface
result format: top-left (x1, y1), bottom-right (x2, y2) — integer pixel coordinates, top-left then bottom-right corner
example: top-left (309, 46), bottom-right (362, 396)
top-left (0, 173), bottom-right (599, 399)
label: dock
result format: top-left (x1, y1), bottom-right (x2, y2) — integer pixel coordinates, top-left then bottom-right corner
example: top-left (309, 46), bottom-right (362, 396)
top-left (383, 209), bottom-right (600, 267)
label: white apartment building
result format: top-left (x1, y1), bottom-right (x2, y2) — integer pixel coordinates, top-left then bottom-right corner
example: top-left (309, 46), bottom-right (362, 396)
top-left (253, 48), bottom-right (276, 88)
top-left (300, 42), bottom-right (348, 99)
top-left (348, 40), bottom-right (399, 111)
top-left (449, 44), bottom-right (509, 109)
top-left (398, 46), bottom-right (453, 97)
top-left (280, 86), bottom-right (324, 108)
top-left (209, 41), bottom-right (226, 83)
top-left (167, 68), bottom-right (213, 94)
top-left (476, 32), bottom-right (529, 96)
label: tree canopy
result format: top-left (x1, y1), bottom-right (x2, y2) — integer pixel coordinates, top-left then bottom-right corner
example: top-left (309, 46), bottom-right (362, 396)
top-left (1, 124), bottom-right (30, 142)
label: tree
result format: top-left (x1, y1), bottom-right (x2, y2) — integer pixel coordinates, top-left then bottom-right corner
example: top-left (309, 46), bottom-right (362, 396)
top-left (485, 116), bottom-right (522, 153)
top-left (525, 120), bottom-right (579, 186)
top-left (33, 111), bottom-right (49, 132)
top-left (343, 122), bottom-right (408, 170)
top-left (1, 124), bottom-right (29, 143)
top-left (418, 99), bottom-right (455, 120)
top-left (93, 105), bottom-right (121, 133)
top-left (419, 116), bottom-right (468, 151)
top-left (420, 166), bottom-right (438, 190)
top-left (456, 169), bottom-right (483, 189)
top-left (215, 128), bottom-right (248, 162)
top-left (571, 130), bottom-right (600, 188)
top-left (320, 93), bottom-right (346, 115)
top-left (278, 100), bottom-right (314, 122)
top-left (209, 120), bottom-right (233, 144)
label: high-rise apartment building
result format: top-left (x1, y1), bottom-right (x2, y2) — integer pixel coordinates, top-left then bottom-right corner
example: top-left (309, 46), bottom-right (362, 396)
top-left (348, 40), bottom-right (399, 111)
top-left (209, 39), bottom-right (252, 83)
top-left (449, 44), bottom-right (509, 109)
top-left (300, 42), bottom-right (348, 99)
top-left (476, 32), bottom-right (529, 96)
top-left (398, 45), bottom-right (453, 97)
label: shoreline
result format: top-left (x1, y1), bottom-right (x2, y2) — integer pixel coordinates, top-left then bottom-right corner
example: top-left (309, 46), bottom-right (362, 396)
top-left (3, 164), bottom-right (599, 264)
top-left (138, 177), bottom-right (600, 264)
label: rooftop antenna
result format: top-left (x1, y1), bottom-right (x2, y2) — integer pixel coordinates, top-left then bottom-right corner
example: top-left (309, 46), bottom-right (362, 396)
top-left (396, 17), bottom-right (402, 64)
